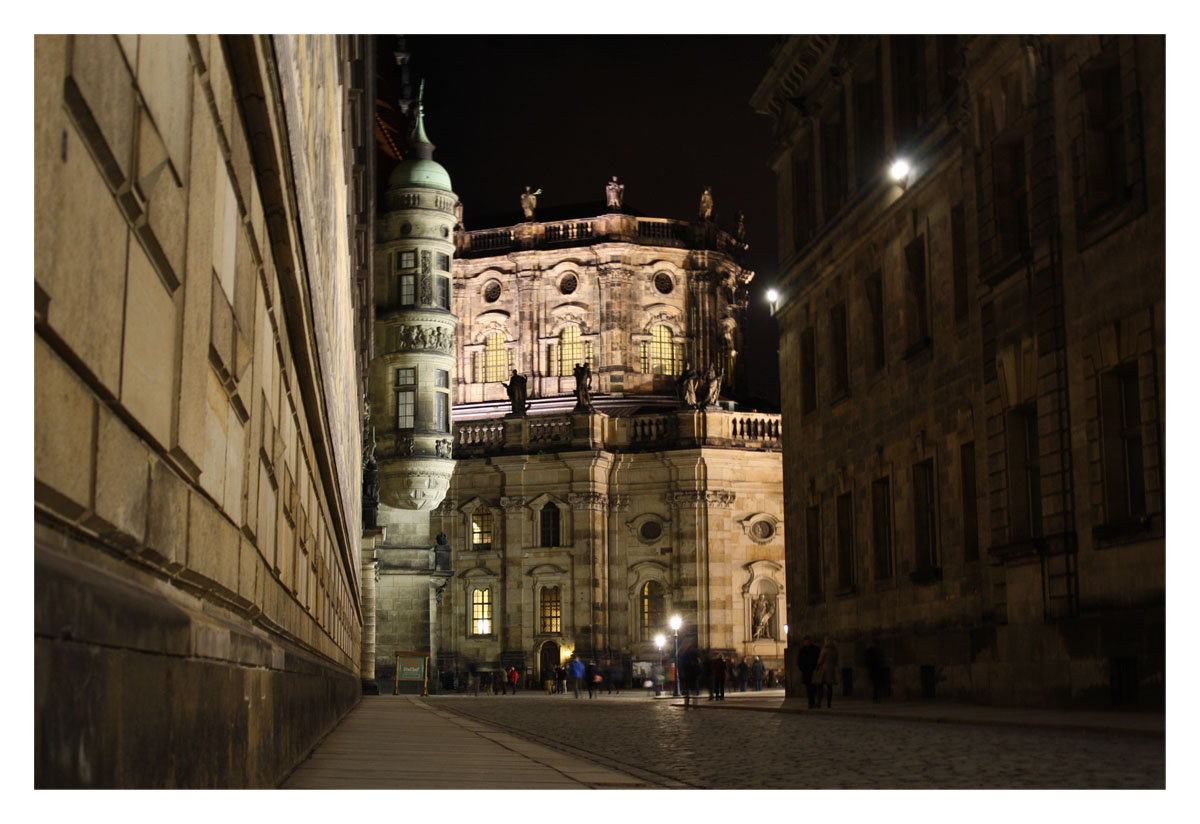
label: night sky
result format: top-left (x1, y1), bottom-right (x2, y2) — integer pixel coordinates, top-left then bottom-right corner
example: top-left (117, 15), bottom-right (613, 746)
top-left (390, 35), bottom-right (782, 407)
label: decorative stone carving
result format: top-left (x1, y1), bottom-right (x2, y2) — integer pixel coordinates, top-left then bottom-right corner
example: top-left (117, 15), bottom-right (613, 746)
top-left (393, 324), bottom-right (454, 353)
top-left (699, 185), bottom-right (714, 221)
top-left (420, 250), bottom-right (433, 304)
top-left (435, 439), bottom-right (453, 458)
top-left (606, 176), bottom-right (624, 209)
top-left (610, 494), bottom-right (631, 512)
top-left (568, 492), bottom-right (608, 511)
top-left (500, 496), bottom-right (527, 512)
top-left (520, 185), bottom-right (542, 219)
top-left (668, 490), bottom-right (736, 509)
top-left (739, 512), bottom-right (781, 544)
top-left (378, 457), bottom-right (454, 511)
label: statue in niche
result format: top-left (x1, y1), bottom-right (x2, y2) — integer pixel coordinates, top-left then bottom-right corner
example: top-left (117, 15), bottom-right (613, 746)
top-left (454, 201), bottom-right (464, 230)
top-left (573, 362), bottom-right (593, 410)
top-left (606, 176), bottom-right (625, 209)
top-left (699, 185), bottom-right (714, 221)
top-left (502, 369), bottom-right (530, 416)
top-left (735, 209), bottom-right (746, 241)
top-left (752, 593), bottom-right (775, 640)
top-left (520, 185), bottom-right (543, 219)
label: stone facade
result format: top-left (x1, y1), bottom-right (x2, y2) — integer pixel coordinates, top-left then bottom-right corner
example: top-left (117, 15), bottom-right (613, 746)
top-left (34, 35), bottom-right (373, 786)
top-left (753, 35), bottom-right (1164, 707)
top-left (433, 204), bottom-right (786, 685)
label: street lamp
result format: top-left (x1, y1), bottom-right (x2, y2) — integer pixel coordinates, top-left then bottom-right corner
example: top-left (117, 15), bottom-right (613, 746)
top-left (766, 288), bottom-right (779, 316)
top-left (669, 615), bottom-right (682, 697)
top-left (654, 634), bottom-right (665, 696)
top-left (890, 157), bottom-right (911, 189)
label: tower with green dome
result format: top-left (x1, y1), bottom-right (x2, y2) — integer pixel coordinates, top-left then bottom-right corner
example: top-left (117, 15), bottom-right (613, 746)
top-left (366, 79), bottom-right (459, 690)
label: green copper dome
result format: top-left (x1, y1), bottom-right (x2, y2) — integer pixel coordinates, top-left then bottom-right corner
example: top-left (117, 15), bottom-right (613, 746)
top-left (388, 157), bottom-right (453, 192)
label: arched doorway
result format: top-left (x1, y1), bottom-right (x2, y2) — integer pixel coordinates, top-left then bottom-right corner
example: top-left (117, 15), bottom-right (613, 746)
top-left (539, 641), bottom-right (560, 686)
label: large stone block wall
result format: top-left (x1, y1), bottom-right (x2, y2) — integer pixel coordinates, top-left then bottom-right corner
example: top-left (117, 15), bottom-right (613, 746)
top-left (34, 35), bottom-right (366, 786)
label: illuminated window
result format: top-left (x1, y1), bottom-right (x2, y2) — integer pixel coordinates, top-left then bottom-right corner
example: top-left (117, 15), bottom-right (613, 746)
top-left (539, 586), bottom-right (561, 634)
top-left (484, 333), bottom-right (507, 382)
top-left (558, 325), bottom-right (583, 376)
top-left (642, 325), bottom-right (678, 376)
top-left (471, 588), bottom-right (492, 635)
top-left (471, 510), bottom-right (493, 551)
top-left (640, 580), bottom-right (665, 640)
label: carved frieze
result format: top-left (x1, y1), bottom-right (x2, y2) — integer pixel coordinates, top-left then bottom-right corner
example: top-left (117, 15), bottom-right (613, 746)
top-left (392, 324), bottom-right (454, 353)
top-left (500, 496), bottom-right (527, 512)
top-left (568, 492), bottom-right (608, 511)
top-left (668, 489), bottom-right (737, 509)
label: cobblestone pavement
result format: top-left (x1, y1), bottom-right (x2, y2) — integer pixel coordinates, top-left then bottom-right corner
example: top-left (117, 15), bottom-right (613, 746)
top-left (429, 694), bottom-right (1164, 789)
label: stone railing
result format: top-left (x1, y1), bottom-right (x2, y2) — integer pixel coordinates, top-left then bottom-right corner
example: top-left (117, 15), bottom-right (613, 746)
top-left (451, 408), bottom-right (781, 456)
top-left (455, 213), bottom-right (745, 259)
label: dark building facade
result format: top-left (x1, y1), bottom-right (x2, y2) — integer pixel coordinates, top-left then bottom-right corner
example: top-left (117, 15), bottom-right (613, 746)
top-left (753, 35), bottom-right (1163, 706)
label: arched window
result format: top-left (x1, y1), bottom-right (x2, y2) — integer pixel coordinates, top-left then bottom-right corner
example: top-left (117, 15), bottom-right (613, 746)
top-left (539, 586), bottom-right (562, 634)
top-left (540, 503), bottom-right (561, 548)
top-left (641, 325), bottom-right (680, 375)
top-left (483, 333), bottom-right (508, 382)
top-left (471, 588), bottom-right (492, 635)
top-left (640, 580), bottom-right (666, 640)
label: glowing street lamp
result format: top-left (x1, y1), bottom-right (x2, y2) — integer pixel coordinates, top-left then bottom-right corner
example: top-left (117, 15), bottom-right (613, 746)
top-left (669, 615), bottom-right (682, 697)
top-left (890, 158), bottom-right (911, 188)
top-left (766, 288), bottom-right (779, 315)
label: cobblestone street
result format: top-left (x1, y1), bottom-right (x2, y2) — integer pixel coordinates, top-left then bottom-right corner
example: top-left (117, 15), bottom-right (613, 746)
top-left (428, 694), bottom-right (1164, 789)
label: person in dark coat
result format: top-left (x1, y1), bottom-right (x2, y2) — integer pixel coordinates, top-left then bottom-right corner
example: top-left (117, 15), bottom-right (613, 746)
top-left (816, 637), bottom-right (839, 708)
top-left (865, 640), bottom-right (886, 702)
top-left (797, 635), bottom-right (821, 708)
top-left (702, 651), bottom-right (715, 700)
top-left (607, 662), bottom-right (623, 694)
top-left (712, 654), bottom-right (727, 701)
top-left (751, 656), bottom-right (765, 691)
top-left (585, 660), bottom-right (600, 699)
top-left (737, 658), bottom-right (749, 692)
top-left (678, 644), bottom-right (702, 707)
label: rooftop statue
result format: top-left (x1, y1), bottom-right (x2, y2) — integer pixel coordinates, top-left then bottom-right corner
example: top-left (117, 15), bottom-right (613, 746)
top-left (502, 369), bottom-right (530, 416)
top-left (606, 176), bottom-right (625, 209)
top-left (699, 185), bottom-right (714, 221)
top-left (520, 185), bottom-right (543, 219)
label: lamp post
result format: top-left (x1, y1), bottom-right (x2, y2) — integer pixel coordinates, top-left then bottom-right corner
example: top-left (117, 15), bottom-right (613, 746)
top-left (654, 634), bottom-right (665, 697)
top-left (669, 615), bottom-right (682, 697)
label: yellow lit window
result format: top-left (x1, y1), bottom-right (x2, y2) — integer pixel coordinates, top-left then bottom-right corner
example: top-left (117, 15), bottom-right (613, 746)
top-left (646, 325), bottom-right (678, 375)
top-left (472, 588), bottom-right (492, 635)
top-left (540, 586), bottom-right (561, 634)
top-left (484, 333), bottom-right (507, 382)
top-left (640, 580), bottom-right (665, 640)
top-left (471, 510), bottom-right (493, 550)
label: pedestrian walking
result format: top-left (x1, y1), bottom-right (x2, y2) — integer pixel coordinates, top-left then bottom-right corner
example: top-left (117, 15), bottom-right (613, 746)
top-left (569, 657), bottom-right (585, 698)
top-left (586, 660), bottom-right (600, 699)
top-left (796, 635), bottom-right (820, 708)
top-left (555, 664), bottom-right (566, 694)
top-left (509, 665), bottom-right (520, 694)
top-left (737, 658), bottom-right (749, 692)
top-left (816, 636), bottom-right (839, 708)
top-left (865, 640), bottom-right (886, 702)
top-left (702, 651), bottom-right (715, 700)
top-left (712, 654), bottom-right (727, 700)
top-left (752, 656), bottom-right (765, 691)
top-left (607, 661), bottom-right (622, 694)
top-left (679, 643), bottom-right (702, 707)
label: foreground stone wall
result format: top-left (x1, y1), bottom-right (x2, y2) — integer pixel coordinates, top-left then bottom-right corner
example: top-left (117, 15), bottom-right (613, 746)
top-left (34, 35), bottom-right (369, 786)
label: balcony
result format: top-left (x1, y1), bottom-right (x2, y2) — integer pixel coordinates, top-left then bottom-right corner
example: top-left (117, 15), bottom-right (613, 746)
top-left (453, 407), bottom-right (782, 457)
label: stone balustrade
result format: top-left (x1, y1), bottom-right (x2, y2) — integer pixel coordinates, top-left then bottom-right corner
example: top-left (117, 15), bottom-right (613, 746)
top-left (455, 213), bottom-right (745, 258)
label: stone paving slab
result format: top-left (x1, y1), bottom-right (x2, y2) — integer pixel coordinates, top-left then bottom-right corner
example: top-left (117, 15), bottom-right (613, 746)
top-left (280, 695), bottom-right (657, 789)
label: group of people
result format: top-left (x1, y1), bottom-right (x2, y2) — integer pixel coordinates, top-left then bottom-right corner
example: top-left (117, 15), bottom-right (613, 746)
top-left (794, 635), bottom-right (888, 708)
top-left (550, 658), bottom-right (625, 698)
top-left (673, 647), bottom-right (777, 705)
top-left (462, 664), bottom-right (522, 696)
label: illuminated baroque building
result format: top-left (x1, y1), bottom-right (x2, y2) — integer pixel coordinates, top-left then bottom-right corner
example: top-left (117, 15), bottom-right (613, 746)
top-left (754, 35), bottom-right (1164, 706)
top-left (430, 192), bottom-right (787, 685)
top-left (35, 35), bottom-right (375, 785)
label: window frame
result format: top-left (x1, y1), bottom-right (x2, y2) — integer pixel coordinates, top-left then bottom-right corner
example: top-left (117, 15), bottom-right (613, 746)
top-left (471, 510), bottom-right (494, 551)
top-left (471, 587), bottom-right (493, 636)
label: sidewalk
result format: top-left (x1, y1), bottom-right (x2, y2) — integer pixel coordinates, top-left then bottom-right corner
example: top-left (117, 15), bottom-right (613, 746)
top-left (280, 695), bottom-right (665, 789)
top-left (670, 689), bottom-right (1165, 737)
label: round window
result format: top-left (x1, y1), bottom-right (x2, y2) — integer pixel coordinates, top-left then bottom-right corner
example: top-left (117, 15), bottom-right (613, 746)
top-left (560, 273), bottom-right (578, 295)
top-left (654, 272), bottom-right (674, 294)
top-left (484, 281), bottom-right (501, 302)
top-left (401, 223), bottom-right (412, 236)
top-left (441, 226), bottom-right (450, 238)
top-left (639, 521), bottom-right (663, 542)
top-left (750, 520), bottom-right (775, 540)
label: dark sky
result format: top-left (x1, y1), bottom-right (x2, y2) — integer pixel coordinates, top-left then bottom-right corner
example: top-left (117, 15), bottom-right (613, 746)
top-left (392, 35), bottom-right (781, 407)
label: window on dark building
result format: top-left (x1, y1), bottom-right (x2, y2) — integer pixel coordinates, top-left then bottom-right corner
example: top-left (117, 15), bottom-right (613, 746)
top-left (872, 477), bottom-right (893, 579)
top-left (865, 272), bottom-right (885, 373)
top-left (806, 504), bottom-right (822, 597)
top-left (993, 138), bottom-right (1030, 264)
top-left (436, 276), bottom-right (450, 310)
top-left (854, 43), bottom-right (884, 187)
top-left (821, 96), bottom-right (848, 219)
top-left (1079, 47), bottom-right (1127, 219)
top-left (801, 326), bottom-right (817, 414)
top-left (540, 503), bottom-right (561, 548)
top-left (1007, 405), bottom-right (1043, 542)
top-left (792, 137), bottom-right (817, 248)
top-left (952, 202), bottom-right (969, 321)
top-left (960, 441), bottom-right (979, 561)
top-left (905, 234), bottom-right (930, 348)
top-left (1100, 365), bottom-right (1146, 524)
top-left (912, 459), bottom-right (938, 575)
top-left (831, 301), bottom-right (849, 398)
top-left (540, 586), bottom-right (562, 634)
top-left (891, 35), bottom-right (927, 143)
top-left (640, 580), bottom-right (665, 640)
top-left (436, 252), bottom-right (451, 271)
top-left (837, 492), bottom-right (855, 590)
top-left (471, 588), bottom-right (492, 635)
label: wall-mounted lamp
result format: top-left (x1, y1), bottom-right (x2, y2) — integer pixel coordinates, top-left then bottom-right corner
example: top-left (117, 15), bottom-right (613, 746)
top-left (766, 288), bottom-right (779, 315)
top-left (890, 158), bottom-right (912, 188)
